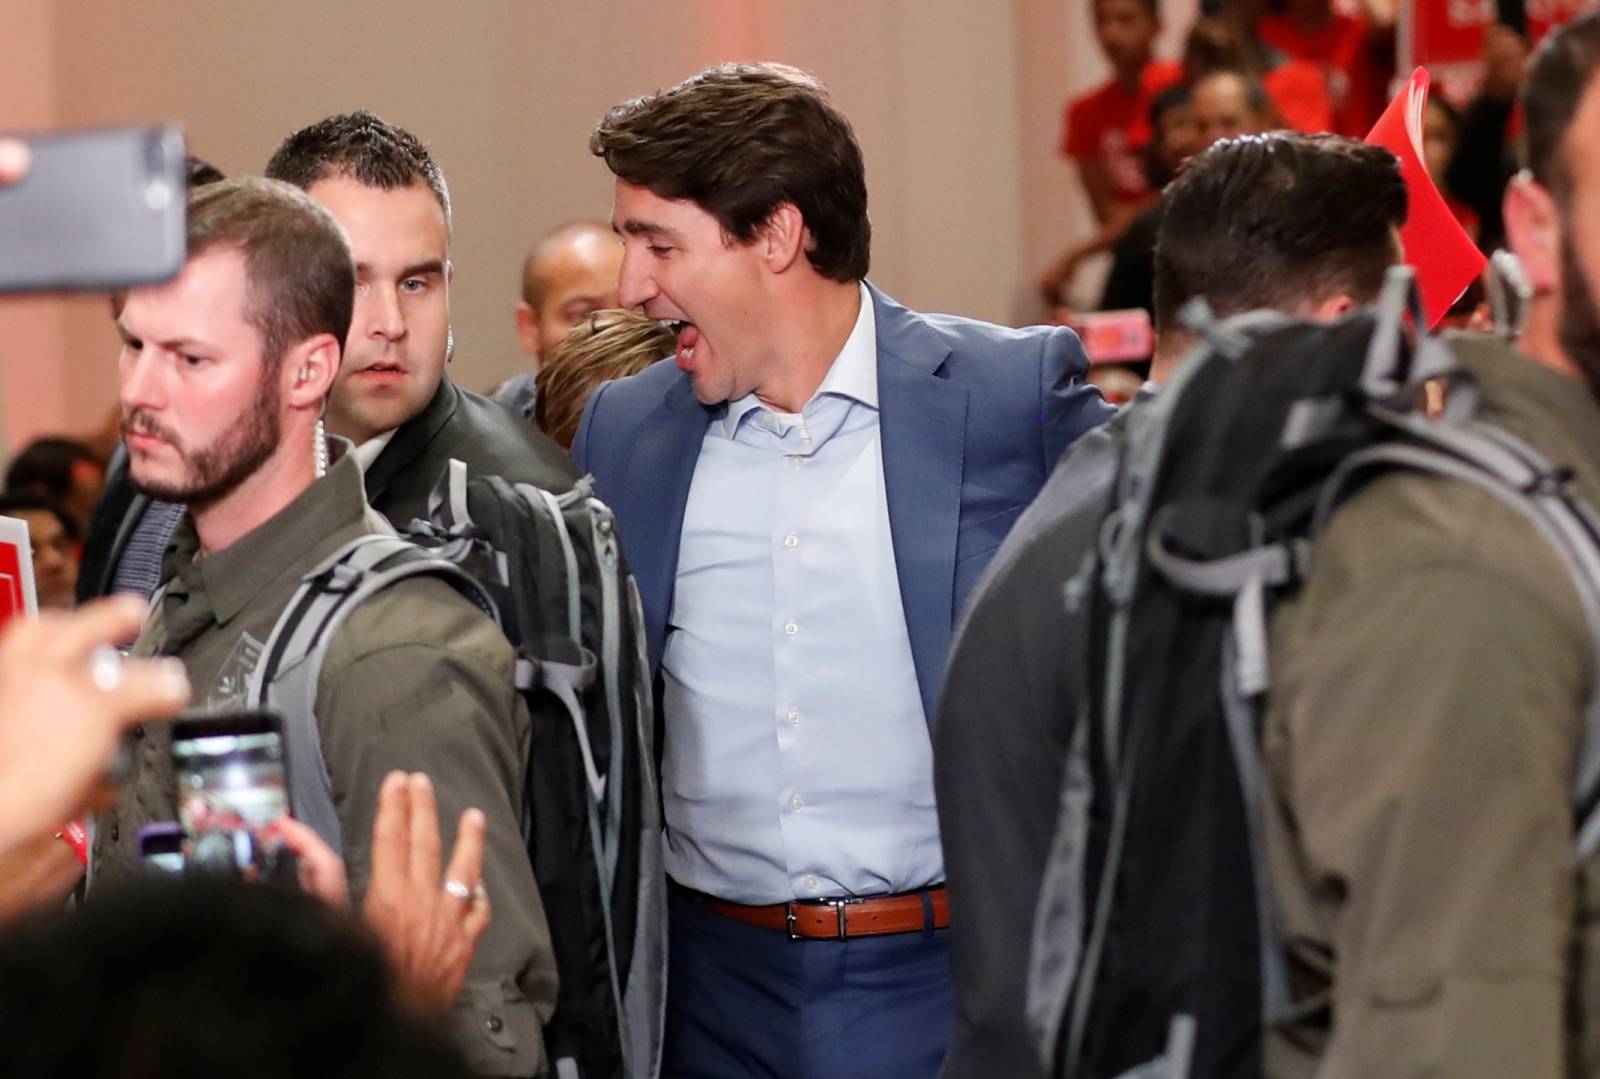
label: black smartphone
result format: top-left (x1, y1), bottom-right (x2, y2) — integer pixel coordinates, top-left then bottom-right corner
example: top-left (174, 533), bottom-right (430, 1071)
top-left (169, 711), bottom-right (294, 879)
top-left (0, 123), bottom-right (187, 294)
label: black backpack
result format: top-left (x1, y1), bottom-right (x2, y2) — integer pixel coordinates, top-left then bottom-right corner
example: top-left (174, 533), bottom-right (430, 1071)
top-left (245, 461), bottom-right (665, 1079)
top-left (1027, 268), bottom-right (1600, 1079)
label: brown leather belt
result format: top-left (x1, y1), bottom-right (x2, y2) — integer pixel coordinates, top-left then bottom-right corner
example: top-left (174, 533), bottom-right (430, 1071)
top-left (691, 885), bottom-right (950, 941)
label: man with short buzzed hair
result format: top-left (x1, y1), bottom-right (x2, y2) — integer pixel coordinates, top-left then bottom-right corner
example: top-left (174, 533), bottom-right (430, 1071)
top-left (265, 111), bottom-right (577, 527)
top-left (495, 221), bottom-right (623, 418)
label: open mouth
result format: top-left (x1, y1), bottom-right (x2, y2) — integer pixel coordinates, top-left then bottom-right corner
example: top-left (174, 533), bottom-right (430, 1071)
top-left (665, 319), bottom-right (699, 367)
top-left (358, 361), bottom-right (405, 378)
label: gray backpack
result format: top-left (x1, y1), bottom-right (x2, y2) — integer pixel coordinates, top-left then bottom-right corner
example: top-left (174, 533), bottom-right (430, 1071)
top-left (1026, 268), bottom-right (1600, 1078)
top-left (245, 461), bottom-right (664, 1079)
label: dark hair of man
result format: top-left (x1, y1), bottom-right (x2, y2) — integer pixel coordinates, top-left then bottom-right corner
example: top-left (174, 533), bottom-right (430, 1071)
top-left (4, 437), bottom-right (100, 506)
top-left (1524, 12), bottom-right (1600, 199)
top-left (264, 110), bottom-right (452, 229)
top-left (1523, 12), bottom-right (1600, 383)
top-left (591, 62), bottom-right (871, 282)
top-left (185, 154), bottom-right (225, 189)
top-left (186, 177), bottom-right (355, 368)
top-left (535, 308), bottom-right (676, 449)
top-left (1152, 132), bottom-right (1407, 331)
top-left (0, 879), bottom-right (472, 1079)
top-left (0, 491), bottom-right (79, 543)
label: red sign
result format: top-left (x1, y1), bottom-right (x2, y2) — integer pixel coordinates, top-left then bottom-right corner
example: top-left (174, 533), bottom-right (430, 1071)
top-left (1366, 69), bottom-right (1488, 326)
top-left (1529, 1), bottom-right (1600, 43)
top-left (0, 516), bottom-right (37, 627)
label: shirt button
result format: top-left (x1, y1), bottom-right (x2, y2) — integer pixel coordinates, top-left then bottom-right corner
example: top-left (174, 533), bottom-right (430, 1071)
top-left (132, 724), bottom-right (145, 740)
top-left (110, 824), bottom-right (120, 843)
top-left (788, 456), bottom-right (803, 469)
top-left (789, 793), bottom-right (805, 812)
top-left (783, 620), bottom-right (798, 638)
top-left (805, 875), bottom-right (820, 891)
top-left (485, 1014), bottom-right (503, 1034)
top-left (783, 533), bottom-right (799, 549)
top-left (786, 708), bottom-right (800, 727)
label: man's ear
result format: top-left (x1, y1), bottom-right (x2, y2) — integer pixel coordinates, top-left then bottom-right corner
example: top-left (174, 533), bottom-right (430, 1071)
top-left (283, 333), bottom-right (342, 412)
top-left (514, 301), bottom-right (540, 357)
top-left (759, 202), bottom-right (809, 274)
top-left (1505, 171), bottom-right (1562, 294)
top-left (1308, 293), bottom-right (1357, 322)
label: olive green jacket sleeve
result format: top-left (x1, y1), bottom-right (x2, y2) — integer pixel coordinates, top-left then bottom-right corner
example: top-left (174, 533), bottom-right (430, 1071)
top-left (317, 577), bottom-right (558, 1079)
top-left (1264, 473), bottom-right (1593, 1079)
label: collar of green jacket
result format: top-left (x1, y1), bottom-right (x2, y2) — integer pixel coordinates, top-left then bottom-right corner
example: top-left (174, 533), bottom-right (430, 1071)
top-left (1449, 331), bottom-right (1600, 474)
top-left (163, 450), bottom-right (369, 627)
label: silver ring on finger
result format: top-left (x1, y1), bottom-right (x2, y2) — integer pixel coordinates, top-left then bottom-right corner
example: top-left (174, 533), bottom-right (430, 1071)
top-left (89, 647), bottom-right (124, 693)
top-left (442, 879), bottom-right (472, 901)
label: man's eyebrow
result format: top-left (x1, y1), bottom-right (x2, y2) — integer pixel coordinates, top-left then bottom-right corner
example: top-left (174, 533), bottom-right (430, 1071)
top-left (399, 259), bottom-right (447, 278)
top-left (354, 259), bottom-right (447, 279)
top-left (615, 219), bottom-right (680, 242)
top-left (115, 321), bottom-right (215, 354)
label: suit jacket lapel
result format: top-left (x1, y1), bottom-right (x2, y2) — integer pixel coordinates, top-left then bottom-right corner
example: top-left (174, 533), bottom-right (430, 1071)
top-left (871, 284), bottom-right (968, 724)
top-left (623, 374), bottom-right (713, 671)
top-left (363, 378), bottom-right (459, 506)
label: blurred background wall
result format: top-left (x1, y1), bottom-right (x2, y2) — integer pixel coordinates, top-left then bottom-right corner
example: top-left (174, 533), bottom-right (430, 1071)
top-left (0, 0), bottom-right (1194, 452)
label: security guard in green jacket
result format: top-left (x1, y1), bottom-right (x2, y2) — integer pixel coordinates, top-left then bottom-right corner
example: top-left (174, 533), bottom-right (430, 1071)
top-left (1263, 22), bottom-right (1600, 1074)
top-left (90, 178), bottom-right (556, 1078)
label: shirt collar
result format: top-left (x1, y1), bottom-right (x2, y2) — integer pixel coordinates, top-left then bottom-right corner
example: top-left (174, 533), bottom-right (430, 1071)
top-left (181, 451), bottom-right (371, 625)
top-left (351, 428), bottom-right (397, 473)
top-left (720, 282), bottom-right (878, 439)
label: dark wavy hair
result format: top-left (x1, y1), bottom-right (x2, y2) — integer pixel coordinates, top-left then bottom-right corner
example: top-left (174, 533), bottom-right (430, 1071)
top-left (591, 63), bottom-right (871, 282)
top-left (1153, 132), bottom-right (1407, 331)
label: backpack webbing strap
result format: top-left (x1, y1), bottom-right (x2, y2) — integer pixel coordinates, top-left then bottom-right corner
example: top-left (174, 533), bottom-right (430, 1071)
top-left (621, 574), bottom-right (667, 1079)
top-left (516, 482), bottom-right (583, 641)
top-left (1315, 431), bottom-right (1600, 855)
top-left (245, 535), bottom-right (496, 853)
top-left (516, 476), bottom-right (631, 1061)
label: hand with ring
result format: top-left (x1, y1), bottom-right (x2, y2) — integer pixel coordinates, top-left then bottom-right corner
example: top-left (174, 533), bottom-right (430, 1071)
top-left (360, 771), bottom-right (492, 1016)
top-left (269, 771), bottom-right (492, 1016)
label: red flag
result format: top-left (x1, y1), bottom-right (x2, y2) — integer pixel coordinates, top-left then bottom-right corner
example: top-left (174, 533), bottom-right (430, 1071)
top-left (1365, 68), bottom-right (1486, 327)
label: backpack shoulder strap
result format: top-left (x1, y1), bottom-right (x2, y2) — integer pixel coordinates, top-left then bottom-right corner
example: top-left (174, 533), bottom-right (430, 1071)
top-left (1325, 410), bottom-right (1600, 855)
top-left (244, 533), bottom-right (496, 852)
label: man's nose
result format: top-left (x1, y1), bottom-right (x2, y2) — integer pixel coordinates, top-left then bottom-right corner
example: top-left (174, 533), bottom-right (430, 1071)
top-left (617, 249), bottom-right (658, 310)
top-left (120, 347), bottom-right (164, 413)
top-left (364, 284), bottom-right (407, 341)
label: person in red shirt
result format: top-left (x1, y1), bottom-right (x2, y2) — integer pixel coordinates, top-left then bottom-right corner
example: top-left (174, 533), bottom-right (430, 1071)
top-left (1062, 0), bottom-right (1184, 228)
top-left (1258, 0), bottom-right (1394, 135)
top-left (1184, 8), bottom-right (1335, 132)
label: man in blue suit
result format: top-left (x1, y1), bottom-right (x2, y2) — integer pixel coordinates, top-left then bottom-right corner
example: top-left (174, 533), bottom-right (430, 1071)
top-left (576, 63), bottom-right (1112, 1079)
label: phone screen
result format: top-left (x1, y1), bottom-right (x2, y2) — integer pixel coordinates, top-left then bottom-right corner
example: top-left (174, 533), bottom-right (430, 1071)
top-left (169, 712), bottom-right (291, 876)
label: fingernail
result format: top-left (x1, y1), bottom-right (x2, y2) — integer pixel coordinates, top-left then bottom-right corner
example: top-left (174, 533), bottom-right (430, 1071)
top-left (158, 659), bottom-right (191, 694)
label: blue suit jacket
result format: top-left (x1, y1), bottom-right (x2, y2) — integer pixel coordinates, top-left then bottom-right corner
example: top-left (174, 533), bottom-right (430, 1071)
top-left (573, 284), bottom-right (1113, 723)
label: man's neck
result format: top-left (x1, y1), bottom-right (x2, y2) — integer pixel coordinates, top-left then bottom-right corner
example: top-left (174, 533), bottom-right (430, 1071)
top-left (190, 442), bottom-right (315, 556)
top-left (1521, 299), bottom-right (1585, 382)
top-left (751, 279), bottom-right (864, 414)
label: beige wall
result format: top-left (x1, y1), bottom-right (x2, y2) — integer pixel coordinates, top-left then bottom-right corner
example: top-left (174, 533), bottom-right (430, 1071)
top-left (0, 0), bottom-right (1191, 453)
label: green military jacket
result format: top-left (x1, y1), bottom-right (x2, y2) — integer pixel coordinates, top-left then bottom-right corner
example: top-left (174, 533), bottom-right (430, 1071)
top-left (90, 452), bottom-right (557, 1078)
top-left (1265, 334), bottom-right (1600, 1077)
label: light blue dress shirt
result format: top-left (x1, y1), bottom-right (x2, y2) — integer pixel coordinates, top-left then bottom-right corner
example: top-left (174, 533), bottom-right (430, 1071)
top-left (660, 284), bottom-right (945, 905)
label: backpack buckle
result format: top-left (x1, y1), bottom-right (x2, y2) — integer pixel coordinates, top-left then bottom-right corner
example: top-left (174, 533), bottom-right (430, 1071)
top-left (1526, 466), bottom-right (1576, 499)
